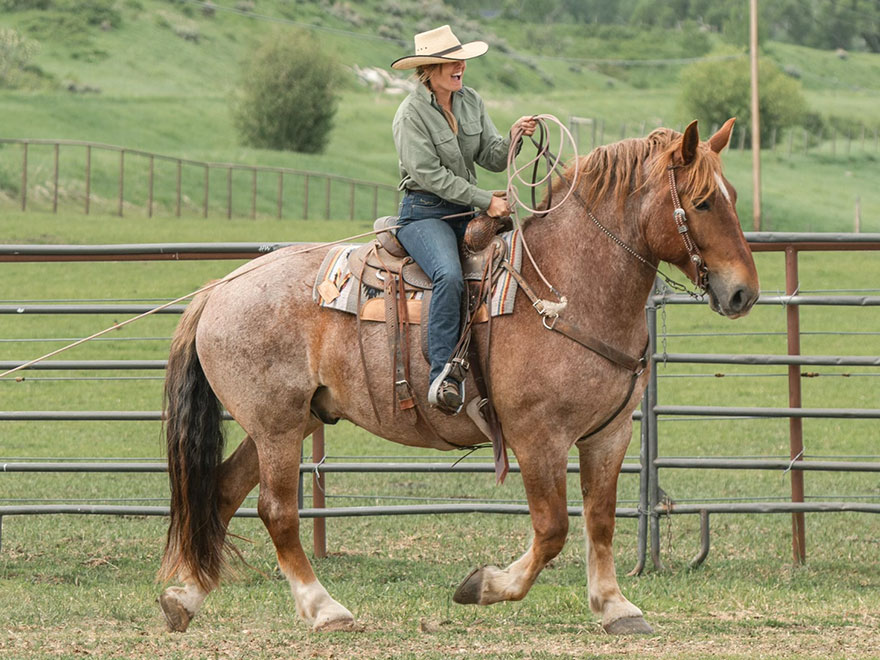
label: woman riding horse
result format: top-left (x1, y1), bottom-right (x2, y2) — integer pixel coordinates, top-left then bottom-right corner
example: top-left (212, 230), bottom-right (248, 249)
top-left (391, 25), bottom-right (537, 413)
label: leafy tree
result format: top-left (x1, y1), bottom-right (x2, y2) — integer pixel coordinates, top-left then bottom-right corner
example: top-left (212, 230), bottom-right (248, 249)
top-left (232, 29), bottom-right (343, 154)
top-left (679, 57), bottom-right (807, 146)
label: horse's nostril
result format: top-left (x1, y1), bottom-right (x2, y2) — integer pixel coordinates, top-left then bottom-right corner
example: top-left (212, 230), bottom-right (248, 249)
top-left (729, 286), bottom-right (753, 313)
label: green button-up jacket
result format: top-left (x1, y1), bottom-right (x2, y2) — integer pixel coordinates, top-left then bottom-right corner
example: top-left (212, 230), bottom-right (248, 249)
top-left (392, 83), bottom-right (512, 210)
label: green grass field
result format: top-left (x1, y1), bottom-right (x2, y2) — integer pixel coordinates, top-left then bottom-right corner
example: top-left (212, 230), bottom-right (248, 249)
top-left (0, 210), bottom-right (878, 659)
top-left (1, 2), bottom-right (879, 657)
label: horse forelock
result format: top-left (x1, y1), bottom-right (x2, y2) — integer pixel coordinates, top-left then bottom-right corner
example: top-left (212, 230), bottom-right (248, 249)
top-left (533, 127), bottom-right (723, 222)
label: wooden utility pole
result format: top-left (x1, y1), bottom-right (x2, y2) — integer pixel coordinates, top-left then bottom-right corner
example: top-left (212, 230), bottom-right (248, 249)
top-left (750, 0), bottom-right (762, 230)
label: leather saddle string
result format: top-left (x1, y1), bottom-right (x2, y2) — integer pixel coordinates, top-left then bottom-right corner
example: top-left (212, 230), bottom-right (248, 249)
top-left (356, 246), bottom-right (383, 423)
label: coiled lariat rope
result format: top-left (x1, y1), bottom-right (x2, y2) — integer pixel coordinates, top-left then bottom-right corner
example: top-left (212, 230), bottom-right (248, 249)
top-left (504, 113), bottom-right (581, 318)
top-left (0, 228), bottom-right (399, 381)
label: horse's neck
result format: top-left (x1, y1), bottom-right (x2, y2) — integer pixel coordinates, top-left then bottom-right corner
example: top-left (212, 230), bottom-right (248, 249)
top-left (520, 196), bottom-right (656, 344)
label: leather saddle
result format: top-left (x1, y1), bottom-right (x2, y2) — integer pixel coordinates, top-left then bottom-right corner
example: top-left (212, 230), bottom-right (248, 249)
top-left (348, 216), bottom-right (508, 294)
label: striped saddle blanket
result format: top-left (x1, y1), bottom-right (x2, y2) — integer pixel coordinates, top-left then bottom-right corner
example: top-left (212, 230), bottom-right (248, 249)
top-left (312, 229), bottom-right (524, 323)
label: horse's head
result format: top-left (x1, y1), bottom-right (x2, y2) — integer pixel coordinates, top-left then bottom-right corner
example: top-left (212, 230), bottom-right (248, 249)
top-left (642, 119), bottom-right (759, 318)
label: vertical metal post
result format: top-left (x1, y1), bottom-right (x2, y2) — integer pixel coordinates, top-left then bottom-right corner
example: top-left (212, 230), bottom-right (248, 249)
top-left (312, 425), bottom-right (327, 558)
top-left (646, 300), bottom-right (665, 571)
top-left (629, 388), bottom-right (650, 576)
top-left (52, 143), bottom-right (59, 213)
top-left (85, 145), bottom-right (91, 215)
top-left (118, 150), bottom-right (125, 217)
top-left (21, 142), bottom-right (28, 211)
top-left (203, 166), bottom-right (209, 218)
top-left (785, 247), bottom-right (807, 564)
top-left (251, 169), bottom-right (257, 219)
top-left (148, 155), bottom-right (154, 218)
top-left (277, 172), bottom-right (283, 219)
top-left (176, 160), bottom-right (182, 218)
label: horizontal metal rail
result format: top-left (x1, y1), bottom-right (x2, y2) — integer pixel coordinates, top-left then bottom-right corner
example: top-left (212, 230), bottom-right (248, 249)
top-left (0, 504), bottom-right (639, 520)
top-left (655, 458), bottom-right (880, 472)
top-left (655, 405), bottom-right (880, 419)
top-left (0, 461), bottom-right (641, 475)
top-left (656, 502), bottom-right (880, 515)
top-left (654, 353), bottom-right (880, 367)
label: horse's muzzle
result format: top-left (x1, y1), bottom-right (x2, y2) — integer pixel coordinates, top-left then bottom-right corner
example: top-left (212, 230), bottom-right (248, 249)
top-left (706, 272), bottom-right (759, 319)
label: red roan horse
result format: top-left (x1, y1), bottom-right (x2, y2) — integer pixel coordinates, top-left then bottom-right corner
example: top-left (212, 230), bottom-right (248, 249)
top-left (158, 119), bottom-right (758, 634)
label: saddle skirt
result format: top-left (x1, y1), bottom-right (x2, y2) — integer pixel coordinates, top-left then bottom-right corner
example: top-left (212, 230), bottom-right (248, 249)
top-left (312, 216), bottom-right (523, 323)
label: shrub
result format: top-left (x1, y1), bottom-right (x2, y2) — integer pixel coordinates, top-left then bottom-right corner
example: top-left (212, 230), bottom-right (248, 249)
top-left (0, 28), bottom-right (40, 88)
top-left (232, 29), bottom-right (343, 154)
top-left (679, 57), bottom-right (807, 147)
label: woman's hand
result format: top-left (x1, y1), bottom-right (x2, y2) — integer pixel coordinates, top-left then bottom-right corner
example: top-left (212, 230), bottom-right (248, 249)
top-left (486, 192), bottom-right (511, 218)
top-left (512, 116), bottom-right (538, 137)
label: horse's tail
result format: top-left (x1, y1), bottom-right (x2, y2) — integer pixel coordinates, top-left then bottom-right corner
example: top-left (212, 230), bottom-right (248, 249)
top-left (158, 285), bottom-right (227, 591)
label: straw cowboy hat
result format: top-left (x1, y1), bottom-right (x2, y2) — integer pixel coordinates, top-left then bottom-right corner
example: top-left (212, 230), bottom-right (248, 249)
top-left (391, 25), bottom-right (488, 70)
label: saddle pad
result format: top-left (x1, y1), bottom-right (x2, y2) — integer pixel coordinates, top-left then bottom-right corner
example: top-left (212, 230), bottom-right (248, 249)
top-left (313, 229), bottom-right (523, 318)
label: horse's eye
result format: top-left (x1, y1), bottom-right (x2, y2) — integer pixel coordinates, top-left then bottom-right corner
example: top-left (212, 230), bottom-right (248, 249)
top-left (694, 200), bottom-right (711, 211)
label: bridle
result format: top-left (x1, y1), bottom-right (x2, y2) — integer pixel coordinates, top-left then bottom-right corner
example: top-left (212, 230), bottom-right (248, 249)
top-left (666, 165), bottom-right (710, 293)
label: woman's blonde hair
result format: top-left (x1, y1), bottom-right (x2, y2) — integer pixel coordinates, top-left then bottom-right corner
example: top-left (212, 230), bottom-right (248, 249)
top-left (416, 64), bottom-right (458, 134)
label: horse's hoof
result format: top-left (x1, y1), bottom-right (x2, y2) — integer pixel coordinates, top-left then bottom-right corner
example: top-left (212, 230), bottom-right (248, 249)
top-left (159, 591), bottom-right (193, 633)
top-left (603, 615), bottom-right (654, 635)
top-left (453, 567), bottom-right (485, 605)
top-left (313, 616), bottom-right (361, 633)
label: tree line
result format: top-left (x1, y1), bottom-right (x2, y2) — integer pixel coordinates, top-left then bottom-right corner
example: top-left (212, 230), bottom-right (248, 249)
top-left (449, 0), bottom-right (880, 53)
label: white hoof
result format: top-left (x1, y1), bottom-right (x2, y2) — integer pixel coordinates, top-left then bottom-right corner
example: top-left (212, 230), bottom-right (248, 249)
top-left (159, 588), bottom-right (194, 633)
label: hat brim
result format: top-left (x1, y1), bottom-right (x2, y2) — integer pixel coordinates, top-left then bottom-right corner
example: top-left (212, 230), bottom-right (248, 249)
top-left (391, 41), bottom-right (488, 70)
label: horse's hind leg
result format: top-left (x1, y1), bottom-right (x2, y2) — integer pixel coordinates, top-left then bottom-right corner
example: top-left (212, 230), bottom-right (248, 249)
top-left (159, 435), bottom-right (260, 632)
top-left (453, 444), bottom-right (570, 605)
top-left (578, 423), bottom-right (653, 634)
top-left (255, 414), bottom-right (356, 632)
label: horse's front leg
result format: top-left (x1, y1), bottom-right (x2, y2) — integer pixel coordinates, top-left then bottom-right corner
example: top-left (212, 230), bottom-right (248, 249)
top-left (453, 444), bottom-right (570, 605)
top-left (159, 435), bottom-right (261, 631)
top-left (577, 422), bottom-right (653, 634)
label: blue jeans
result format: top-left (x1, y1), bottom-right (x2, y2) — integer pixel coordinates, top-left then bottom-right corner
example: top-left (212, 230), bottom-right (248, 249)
top-left (396, 191), bottom-right (473, 383)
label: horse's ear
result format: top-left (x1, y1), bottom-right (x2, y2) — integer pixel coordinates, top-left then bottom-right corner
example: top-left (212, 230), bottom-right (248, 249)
top-left (709, 118), bottom-right (736, 153)
top-left (681, 120), bottom-right (699, 165)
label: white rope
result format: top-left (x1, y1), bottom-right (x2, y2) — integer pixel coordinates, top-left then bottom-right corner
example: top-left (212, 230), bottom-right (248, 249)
top-left (504, 114), bottom-right (581, 315)
top-left (0, 227), bottom-right (396, 381)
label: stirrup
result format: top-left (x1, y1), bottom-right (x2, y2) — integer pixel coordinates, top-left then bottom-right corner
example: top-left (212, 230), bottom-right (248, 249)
top-left (427, 361), bottom-right (466, 415)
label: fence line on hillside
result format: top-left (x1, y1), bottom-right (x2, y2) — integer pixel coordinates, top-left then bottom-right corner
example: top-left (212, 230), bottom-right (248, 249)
top-left (1, 234), bottom-right (879, 572)
top-left (0, 138), bottom-right (400, 221)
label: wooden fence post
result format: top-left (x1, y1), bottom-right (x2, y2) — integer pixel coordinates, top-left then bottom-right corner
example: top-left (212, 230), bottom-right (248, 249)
top-left (148, 155), bottom-right (154, 218)
top-left (226, 166), bottom-right (233, 219)
top-left (304, 174), bottom-right (309, 220)
top-left (176, 160), bottom-right (182, 218)
top-left (85, 146), bottom-right (91, 215)
top-left (251, 168), bottom-right (257, 220)
top-left (203, 166), bottom-right (209, 218)
top-left (118, 150), bottom-right (125, 217)
top-left (52, 143), bottom-right (59, 214)
top-left (277, 171), bottom-right (283, 219)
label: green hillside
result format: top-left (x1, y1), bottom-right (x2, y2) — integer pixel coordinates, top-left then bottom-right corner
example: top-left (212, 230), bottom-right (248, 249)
top-left (0, 0), bottom-right (878, 232)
